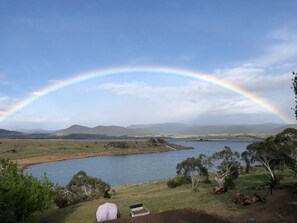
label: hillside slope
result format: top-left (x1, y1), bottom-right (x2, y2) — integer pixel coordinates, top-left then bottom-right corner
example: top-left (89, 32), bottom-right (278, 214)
top-left (54, 124), bottom-right (154, 136)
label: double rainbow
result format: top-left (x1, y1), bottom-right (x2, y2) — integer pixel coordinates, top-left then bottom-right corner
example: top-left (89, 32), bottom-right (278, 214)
top-left (0, 66), bottom-right (292, 123)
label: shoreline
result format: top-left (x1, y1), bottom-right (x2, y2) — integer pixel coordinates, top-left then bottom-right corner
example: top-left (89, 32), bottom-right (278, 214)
top-left (15, 145), bottom-right (193, 169)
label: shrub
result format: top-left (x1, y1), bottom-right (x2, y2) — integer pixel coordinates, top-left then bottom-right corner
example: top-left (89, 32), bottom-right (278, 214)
top-left (167, 176), bottom-right (191, 188)
top-left (223, 177), bottom-right (235, 190)
top-left (175, 175), bottom-right (191, 185)
top-left (0, 158), bottom-right (55, 222)
top-left (106, 142), bottom-right (129, 149)
top-left (147, 138), bottom-right (167, 146)
top-left (167, 178), bottom-right (178, 188)
top-left (54, 189), bottom-right (79, 208)
top-left (55, 171), bottom-right (111, 208)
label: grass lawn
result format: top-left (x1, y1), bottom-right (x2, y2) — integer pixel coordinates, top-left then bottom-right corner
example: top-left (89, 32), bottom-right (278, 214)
top-left (26, 171), bottom-right (286, 223)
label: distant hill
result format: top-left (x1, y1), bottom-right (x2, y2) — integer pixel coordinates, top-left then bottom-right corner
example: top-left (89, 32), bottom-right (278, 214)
top-left (1, 123), bottom-right (296, 139)
top-left (128, 123), bottom-right (288, 135)
top-left (266, 124), bottom-right (297, 135)
top-left (0, 129), bottom-right (24, 138)
top-left (16, 129), bottom-right (55, 134)
top-left (56, 123), bottom-right (293, 137)
top-left (54, 124), bottom-right (154, 136)
top-left (128, 123), bottom-right (189, 134)
top-left (178, 123), bottom-right (285, 135)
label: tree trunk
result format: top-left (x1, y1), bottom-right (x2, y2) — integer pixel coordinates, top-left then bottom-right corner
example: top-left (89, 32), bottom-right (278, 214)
top-left (245, 162), bottom-right (250, 174)
top-left (215, 176), bottom-right (224, 188)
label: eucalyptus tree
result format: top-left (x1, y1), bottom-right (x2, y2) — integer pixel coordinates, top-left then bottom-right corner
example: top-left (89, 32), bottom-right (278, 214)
top-left (274, 128), bottom-right (297, 174)
top-left (211, 147), bottom-right (240, 188)
top-left (247, 137), bottom-right (284, 187)
top-left (176, 154), bottom-right (212, 191)
top-left (241, 150), bottom-right (252, 174)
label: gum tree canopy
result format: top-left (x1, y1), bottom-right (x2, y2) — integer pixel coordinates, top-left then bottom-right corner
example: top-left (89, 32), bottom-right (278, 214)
top-left (247, 128), bottom-right (297, 186)
top-left (211, 147), bottom-right (240, 188)
top-left (274, 128), bottom-right (297, 173)
top-left (176, 154), bottom-right (211, 191)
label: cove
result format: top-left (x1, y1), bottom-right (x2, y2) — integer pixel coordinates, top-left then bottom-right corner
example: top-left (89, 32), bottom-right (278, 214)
top-left (25, 139), bottom-right (254, 187)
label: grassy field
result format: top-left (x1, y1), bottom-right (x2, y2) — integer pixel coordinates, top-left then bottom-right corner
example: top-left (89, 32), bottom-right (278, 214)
top-left (26, 170), bottom-right (297, 223)
top-left (2, 138), bottom-right (296, 222)
top-left (171, 133), bottom-right (268, 140)
top-left (0, 139), bottom-right (190, 167)
top-left (0, 139), bottom-right (107, 159)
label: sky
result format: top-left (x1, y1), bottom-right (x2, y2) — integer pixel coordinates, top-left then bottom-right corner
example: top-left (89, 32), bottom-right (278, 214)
top-left (0, 0), bottom-right (297, 130)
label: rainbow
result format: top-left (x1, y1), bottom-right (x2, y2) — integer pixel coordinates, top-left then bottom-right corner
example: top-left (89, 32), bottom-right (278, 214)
top-left (0, 66), bottom-right (292, 123)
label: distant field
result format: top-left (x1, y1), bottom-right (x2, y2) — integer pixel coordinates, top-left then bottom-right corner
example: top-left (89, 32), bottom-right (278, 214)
top-left (171, 133), bottom-right (268, 140)
top-left (0, 139), bottom-right (190, 167)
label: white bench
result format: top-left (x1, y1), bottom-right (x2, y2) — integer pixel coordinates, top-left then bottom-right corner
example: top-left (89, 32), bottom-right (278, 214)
top-left (129, 203), bottom-right (150, 217)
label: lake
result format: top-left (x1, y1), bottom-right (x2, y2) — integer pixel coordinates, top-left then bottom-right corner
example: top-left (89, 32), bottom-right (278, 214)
top-left (25, 139), bottom-right (255, 187)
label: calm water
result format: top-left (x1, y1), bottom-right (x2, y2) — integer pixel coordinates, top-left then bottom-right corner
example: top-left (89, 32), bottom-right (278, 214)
top-left (25, 139), bottom-right (255, 187)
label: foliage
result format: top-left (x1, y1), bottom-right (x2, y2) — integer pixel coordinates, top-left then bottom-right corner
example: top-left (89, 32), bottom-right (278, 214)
top-left (167, 178), bottom-right (178, 188)
top-left (246, 129), bottom-right (297, 187)
top-left (223, 177), bottom-right (235, 190)
top-left (55, 171), bottom-right (111, 208)
top-left (247, 140), bottom-right (280, 187)
top-left (167, 176), bottom-right (191, 188)
top-left (241, 150), bottom-right (252, 174)
top-left (211, 147), bottom-right (240, 188)
top-left (176, 154), bottom-right (211, 191)
top-left (106, 141), bottom-right (129, 149)
top-left (147, 138), bottom-right (167, 146)
top-left (54, 188), bottom-right (80, 208)
top-left (0, 158), bottom-right (55, 222)
top-left (273, 128), bottom-right (297, 174)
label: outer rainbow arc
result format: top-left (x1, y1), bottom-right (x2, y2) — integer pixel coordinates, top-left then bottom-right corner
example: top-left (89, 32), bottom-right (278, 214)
top-left (0, 66), bottom-right (292, 123)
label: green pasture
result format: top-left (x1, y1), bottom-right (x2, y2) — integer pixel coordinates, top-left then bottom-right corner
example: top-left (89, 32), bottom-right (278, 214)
top-left (26, 170), bottom-right (293, 223)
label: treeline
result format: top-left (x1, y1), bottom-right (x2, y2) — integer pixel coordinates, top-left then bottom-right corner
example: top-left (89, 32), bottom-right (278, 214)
top-left (169, 128), bottom-right (297, 193)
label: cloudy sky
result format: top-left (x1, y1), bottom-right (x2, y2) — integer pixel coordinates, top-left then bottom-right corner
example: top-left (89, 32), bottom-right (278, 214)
top-left (0, 0), bottom-right (297, 130)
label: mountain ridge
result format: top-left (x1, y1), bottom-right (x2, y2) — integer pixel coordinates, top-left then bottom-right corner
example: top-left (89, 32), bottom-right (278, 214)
top-left (2, 123), bottom-right (296, 139)
top-left (54, 124), bottom-right (154, 136)
top-left (128, 123), bottom-right (289, 135)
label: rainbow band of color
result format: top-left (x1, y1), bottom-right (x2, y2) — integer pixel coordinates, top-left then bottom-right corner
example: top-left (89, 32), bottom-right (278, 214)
top-left (0, 66), bottom-right (292, 123)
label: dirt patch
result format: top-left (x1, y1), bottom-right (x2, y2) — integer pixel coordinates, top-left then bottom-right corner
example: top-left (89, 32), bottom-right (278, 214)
top-left (234, 189), bottom-right (297, 223)
top-left (106, 189), bottom-right (297, 223)
top-left (108, 209), bottom-right (230, 223)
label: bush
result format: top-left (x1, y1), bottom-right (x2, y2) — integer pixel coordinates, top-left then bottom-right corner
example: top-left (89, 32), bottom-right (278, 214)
top-left (203, 178), bottom-right (211, 184)
top-left (0, 158), bottom-right (55, 222)
top-left (167, 176), bottom-right (191, 188)
top-left (106, 142), bottom-right (129, 149)
top-left (147, 138), bottom-right (167, 146)
top-left (54, 189), bottom-right (79, 208)
top-left (223, 177), bottom-right (235, 190)
top-left (55, 171), bottom-right (111, 208)
top-left (175, 175), bottom-right (191, 185)
top-left (167, 178), bottom-right (178, 188)
top-left (266, 174), bottom-right (281, 188)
